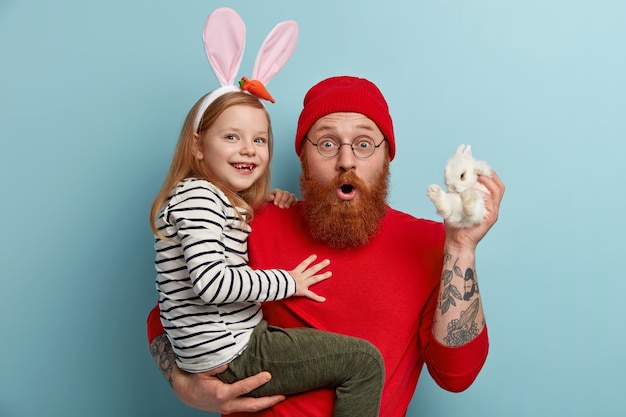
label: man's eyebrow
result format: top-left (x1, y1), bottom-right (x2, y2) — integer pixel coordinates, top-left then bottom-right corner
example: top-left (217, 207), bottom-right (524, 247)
top-left (313, 124), bottom-right (377, 133)
top-left (311, 124), bottom-right (335, 133)
top-left (354, 124), bottom-right (376, 132)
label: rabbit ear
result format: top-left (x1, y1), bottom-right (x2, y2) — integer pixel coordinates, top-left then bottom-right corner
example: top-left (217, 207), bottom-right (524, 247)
top-left (202, 7), bottom-right (246, 86)
top-left (455, 144), bottom-right (472, 156)
top-left (250, 20), bottom-right (298, 85)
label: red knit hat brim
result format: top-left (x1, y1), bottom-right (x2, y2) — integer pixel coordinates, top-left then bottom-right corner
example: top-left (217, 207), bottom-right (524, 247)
top-left (295, 76), bottom-right (396, 160)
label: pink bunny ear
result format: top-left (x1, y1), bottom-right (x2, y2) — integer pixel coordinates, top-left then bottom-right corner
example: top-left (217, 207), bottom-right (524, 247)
top-left (203, 8), bottom-right (246, 86)
top-left (193, 10), bottom-right (298, 131)
top-left (250, 21), bottom-right (298, 85)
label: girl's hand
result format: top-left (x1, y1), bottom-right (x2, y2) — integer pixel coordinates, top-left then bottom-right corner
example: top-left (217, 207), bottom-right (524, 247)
top-left (266, 189), bottom-right (297, 209)
top-left (288, 254), bottom-right (332, 302)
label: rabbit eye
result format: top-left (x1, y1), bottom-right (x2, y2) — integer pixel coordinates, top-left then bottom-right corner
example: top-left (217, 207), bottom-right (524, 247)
top-left (460, 172), bottom-right (466, 180)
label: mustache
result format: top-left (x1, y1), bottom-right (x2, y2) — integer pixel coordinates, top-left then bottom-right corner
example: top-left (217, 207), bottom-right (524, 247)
top-left (330, 171), bottom-right (368, 191)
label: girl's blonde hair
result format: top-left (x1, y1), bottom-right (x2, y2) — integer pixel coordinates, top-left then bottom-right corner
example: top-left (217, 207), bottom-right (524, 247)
top-left (150, 91), bottom-right (273, 238)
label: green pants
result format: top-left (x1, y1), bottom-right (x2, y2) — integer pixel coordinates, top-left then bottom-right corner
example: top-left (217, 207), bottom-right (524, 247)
top-left (217, 320), bottom-right (384, 417)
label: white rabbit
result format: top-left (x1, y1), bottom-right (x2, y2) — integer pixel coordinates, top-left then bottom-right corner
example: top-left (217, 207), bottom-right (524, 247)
top-left (426, 144), bottom-right (491, 228)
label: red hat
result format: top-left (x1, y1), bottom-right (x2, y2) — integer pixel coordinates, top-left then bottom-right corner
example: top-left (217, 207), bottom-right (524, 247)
top-left (295, 76), bottom-right (396, 160)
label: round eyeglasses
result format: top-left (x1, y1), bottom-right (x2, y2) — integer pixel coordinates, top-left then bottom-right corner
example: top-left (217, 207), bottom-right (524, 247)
top-left (305, 135), bottom-right (387, 159)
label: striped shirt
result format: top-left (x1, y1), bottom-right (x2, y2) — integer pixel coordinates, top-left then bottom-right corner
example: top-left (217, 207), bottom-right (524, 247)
top-left (155, 178), bottom-right (296, 372)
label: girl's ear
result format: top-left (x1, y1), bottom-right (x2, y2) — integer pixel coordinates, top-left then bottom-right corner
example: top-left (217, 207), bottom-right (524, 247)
top-left (192, 132), bottom-right (204, 160)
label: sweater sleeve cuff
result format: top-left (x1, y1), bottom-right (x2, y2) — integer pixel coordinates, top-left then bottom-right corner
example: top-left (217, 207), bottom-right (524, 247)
top-left (427, 326), bottom-right (489, 392)
top-left (146, 303), bottom-right (164, 345)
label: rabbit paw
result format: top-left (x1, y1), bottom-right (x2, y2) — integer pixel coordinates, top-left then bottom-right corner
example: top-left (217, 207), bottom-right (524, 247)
top-left (426, 184), bottom-right (444, 202)
top-left (460, 189), bottom-right (479, 207)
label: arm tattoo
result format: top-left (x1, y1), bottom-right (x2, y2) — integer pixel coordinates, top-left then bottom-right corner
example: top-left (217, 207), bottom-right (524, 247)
top-left (438, 251), bottom-right (463, 314)
top-left (443, 298), bottom-right (481, 347)
top-left (150, 333), bottom-right (176, 386)
top-left (439, 250), bottom-right (482, 347)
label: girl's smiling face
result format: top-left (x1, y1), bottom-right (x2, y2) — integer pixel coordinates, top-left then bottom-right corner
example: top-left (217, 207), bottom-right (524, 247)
top-left (193, 104), bottom-right (270, 193)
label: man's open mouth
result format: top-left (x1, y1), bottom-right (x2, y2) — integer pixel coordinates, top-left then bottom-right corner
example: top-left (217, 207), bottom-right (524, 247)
top-left (340, 184), bottom-right (354, 194)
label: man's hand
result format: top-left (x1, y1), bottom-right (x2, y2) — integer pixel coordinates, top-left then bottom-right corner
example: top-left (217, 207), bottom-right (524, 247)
top-left (150, 333), bottom-right (284, 414)
top-left (444, 171), bottom-right (505, 251)
top-left (171, 364), bottom-right (285, 414)
top-left (433, 171), bottom-right (504, 346)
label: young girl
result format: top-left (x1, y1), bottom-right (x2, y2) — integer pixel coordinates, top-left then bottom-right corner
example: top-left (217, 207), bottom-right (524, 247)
top-left (149, 90), bottom-right (384, 416)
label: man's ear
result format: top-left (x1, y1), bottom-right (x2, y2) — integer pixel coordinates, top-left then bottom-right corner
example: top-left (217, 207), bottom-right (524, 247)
top-left (192, 132), bottom-right (204, 160)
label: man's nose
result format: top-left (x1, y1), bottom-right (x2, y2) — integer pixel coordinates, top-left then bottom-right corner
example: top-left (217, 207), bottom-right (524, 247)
top-left (336, 143), bottom-right (356, 171)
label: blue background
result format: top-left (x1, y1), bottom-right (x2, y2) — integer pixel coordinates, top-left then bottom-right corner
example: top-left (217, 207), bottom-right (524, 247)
top-left (1, 1), bottom-right (624, 416)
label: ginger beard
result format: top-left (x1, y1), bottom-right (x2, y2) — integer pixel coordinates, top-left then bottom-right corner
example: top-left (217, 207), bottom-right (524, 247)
top-left (300, 157), bottom-right (390, 248)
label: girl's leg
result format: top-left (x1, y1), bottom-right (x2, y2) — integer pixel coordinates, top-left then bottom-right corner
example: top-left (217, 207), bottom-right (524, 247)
top-left (218, 320), bottom-right (384, 417)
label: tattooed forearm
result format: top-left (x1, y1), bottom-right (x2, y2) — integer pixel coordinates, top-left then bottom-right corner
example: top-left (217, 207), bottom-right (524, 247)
top-left (443, 299), bottom-right (481, 346)
top-left (439, 250), bottom-right (480, 314)
top-left (150, 333), bottom-right (176, 386)
top-left (438, 250), bottom-right (483, 347)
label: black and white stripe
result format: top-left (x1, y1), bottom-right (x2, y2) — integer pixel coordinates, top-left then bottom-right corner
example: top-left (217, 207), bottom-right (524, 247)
top-left (155, 178), bottom-right (296, 372)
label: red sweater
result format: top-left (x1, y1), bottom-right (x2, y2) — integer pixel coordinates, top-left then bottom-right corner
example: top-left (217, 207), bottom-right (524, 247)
top-left (147, 203), bottom-right (488, 417)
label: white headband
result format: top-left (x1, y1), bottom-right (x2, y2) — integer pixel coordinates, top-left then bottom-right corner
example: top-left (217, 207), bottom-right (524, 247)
top-left (192, 7), bottom-right (298, 132)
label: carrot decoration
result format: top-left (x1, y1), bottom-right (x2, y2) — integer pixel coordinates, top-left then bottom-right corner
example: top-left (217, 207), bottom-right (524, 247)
top-left (239, 76), bottom-right (275, 103)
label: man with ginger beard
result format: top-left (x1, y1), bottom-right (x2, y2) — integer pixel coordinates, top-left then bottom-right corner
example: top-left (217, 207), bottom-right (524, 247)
top-left (299, 155), bottom-right (389, 248)
top-left (147, 76), bottom-right (505, 416)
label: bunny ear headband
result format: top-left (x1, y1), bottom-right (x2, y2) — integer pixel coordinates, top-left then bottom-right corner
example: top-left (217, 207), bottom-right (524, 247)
top-left (192, 7), bottom-right (299, 132)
